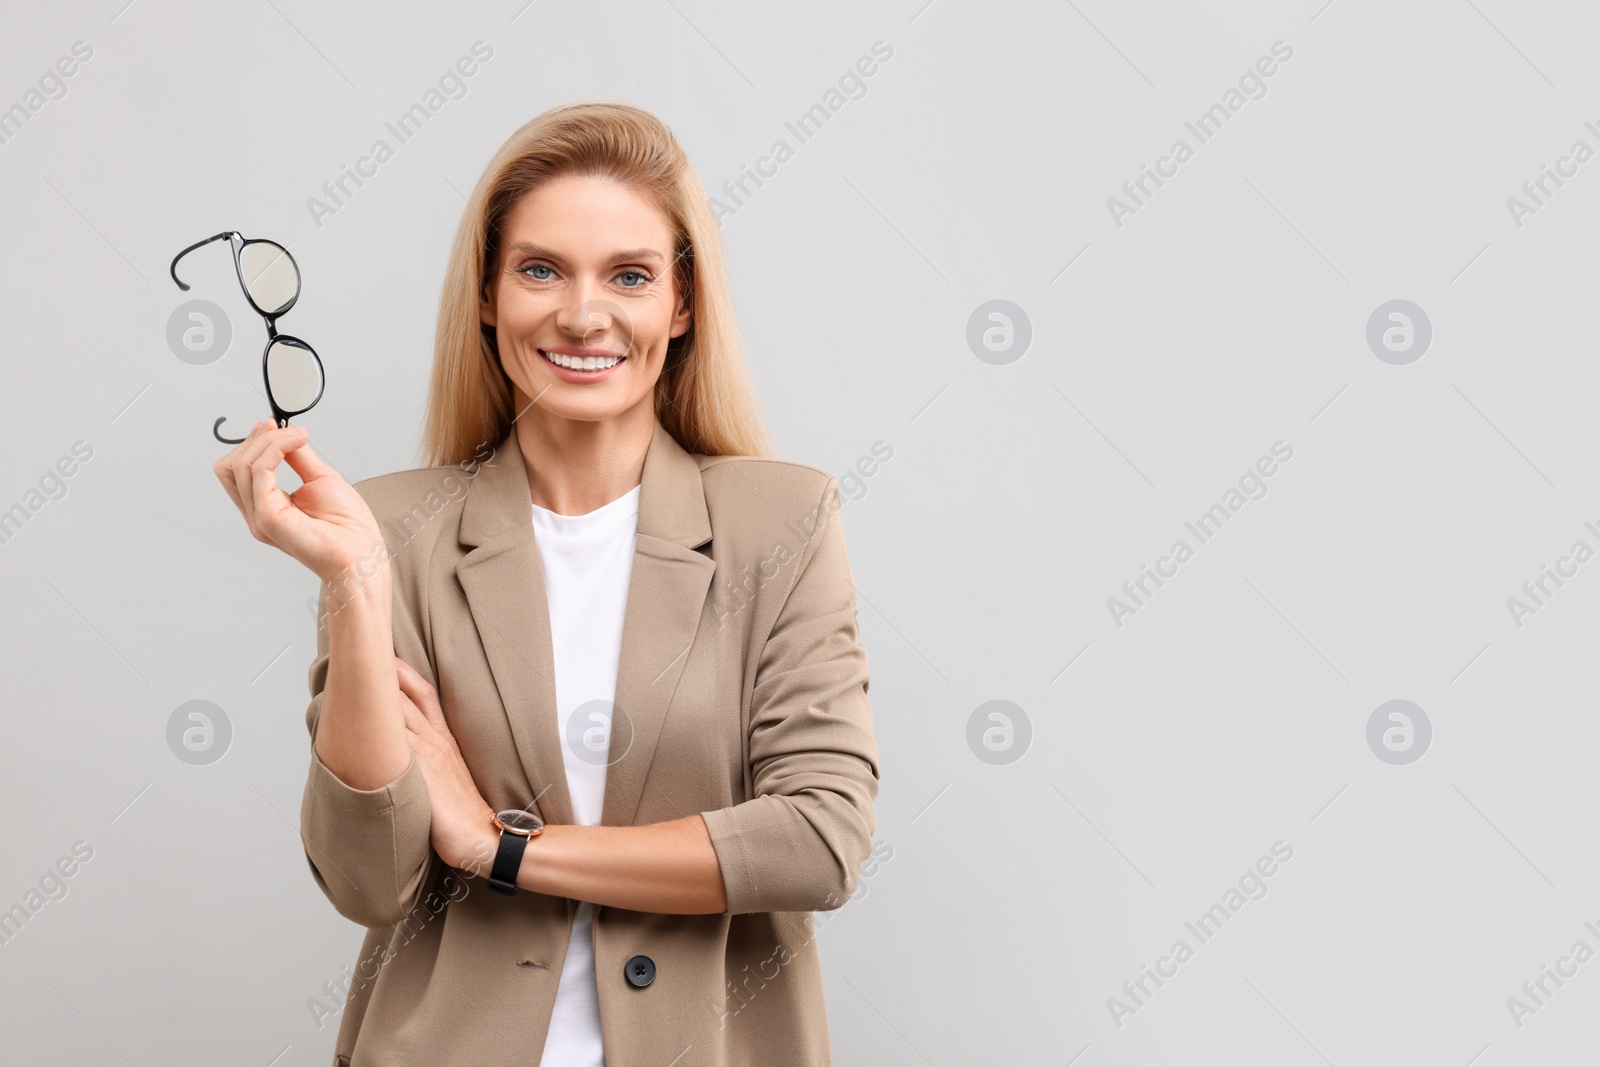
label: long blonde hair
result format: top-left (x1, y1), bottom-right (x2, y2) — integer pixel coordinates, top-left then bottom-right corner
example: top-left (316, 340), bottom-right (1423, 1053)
top-left (419, 101), bottom-right (772, 467)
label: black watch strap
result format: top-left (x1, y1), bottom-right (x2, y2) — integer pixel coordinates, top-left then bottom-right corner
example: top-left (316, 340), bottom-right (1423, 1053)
top-left (487, 829), bottom-right (529, 895)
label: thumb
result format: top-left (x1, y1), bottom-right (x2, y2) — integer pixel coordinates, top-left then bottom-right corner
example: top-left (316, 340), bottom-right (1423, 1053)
top-left (281, 429), bottom-right (338, 482)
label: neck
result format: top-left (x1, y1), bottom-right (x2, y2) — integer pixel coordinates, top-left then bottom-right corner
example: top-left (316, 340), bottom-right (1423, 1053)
top-left (513, 402), bottom-right (654, 516)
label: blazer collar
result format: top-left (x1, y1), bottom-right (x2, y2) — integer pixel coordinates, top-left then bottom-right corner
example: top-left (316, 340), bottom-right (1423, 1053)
top-left (454, 420), bottom-right (717, 830)
top-left (460, 420), bottom-right (712, 552)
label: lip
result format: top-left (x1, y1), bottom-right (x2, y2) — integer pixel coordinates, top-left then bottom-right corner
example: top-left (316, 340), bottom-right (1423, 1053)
top-left (538, 346), bottom-right (627, 384)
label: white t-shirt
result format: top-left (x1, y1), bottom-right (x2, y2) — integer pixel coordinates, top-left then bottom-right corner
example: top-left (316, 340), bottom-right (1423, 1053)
top-left (529, 483), bottom-right (641, 1067)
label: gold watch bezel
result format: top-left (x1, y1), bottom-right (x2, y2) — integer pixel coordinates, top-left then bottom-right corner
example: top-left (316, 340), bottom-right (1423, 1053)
top-left (491, 808), bottom-right (544, 837)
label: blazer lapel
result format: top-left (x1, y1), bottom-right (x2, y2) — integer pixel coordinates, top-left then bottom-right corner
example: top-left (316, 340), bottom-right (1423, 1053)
top-left (603, 423), bottom-right (716, 828)
top-left (456, 430), bottom-right (569, 825)
top-left (454, 422), bottom-right (715, 830)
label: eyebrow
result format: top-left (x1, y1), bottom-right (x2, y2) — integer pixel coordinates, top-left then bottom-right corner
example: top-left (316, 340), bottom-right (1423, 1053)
top-left (508, 242), bottom-right (665, 265)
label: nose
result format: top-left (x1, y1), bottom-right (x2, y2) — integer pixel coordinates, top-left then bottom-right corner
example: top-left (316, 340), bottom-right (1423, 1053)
top-left (556, 277), bottom-right (608, 337)
top-left (562, 304), bottom-right (610, 344)
top-left (556, 295), bottom-right (628, 353)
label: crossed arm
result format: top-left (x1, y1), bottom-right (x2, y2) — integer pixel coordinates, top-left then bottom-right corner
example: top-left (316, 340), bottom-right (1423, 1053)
top-left (390, 651), bottom-right (729, 915)
top-left (305, 572), bottom-right (726, 918)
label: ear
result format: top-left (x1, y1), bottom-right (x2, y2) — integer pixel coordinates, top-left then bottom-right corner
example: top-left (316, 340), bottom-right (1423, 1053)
top-left (668, 294), bottom-right (691, 340)
top-left (479, 274), bottom-right (497, 328)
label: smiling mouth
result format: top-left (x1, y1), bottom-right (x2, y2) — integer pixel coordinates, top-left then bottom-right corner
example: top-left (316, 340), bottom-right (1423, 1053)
top-left (539, 348), bottom-right (626, 372)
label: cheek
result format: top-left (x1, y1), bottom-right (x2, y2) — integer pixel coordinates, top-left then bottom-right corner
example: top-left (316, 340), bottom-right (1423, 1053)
top-left (499, 291), bottom-right (553, 331)
top-left (630, 296), bottom-right (679, 342)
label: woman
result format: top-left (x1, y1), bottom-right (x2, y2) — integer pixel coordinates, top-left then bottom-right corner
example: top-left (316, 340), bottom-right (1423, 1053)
top-left (214, 102), bottom-right (881, 1066)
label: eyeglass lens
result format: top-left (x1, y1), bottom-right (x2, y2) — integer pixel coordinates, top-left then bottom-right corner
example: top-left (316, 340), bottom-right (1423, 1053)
top-left (266, 339), bottom-right (323, 415)
top-left (239, 241), bottom-right (298, 315)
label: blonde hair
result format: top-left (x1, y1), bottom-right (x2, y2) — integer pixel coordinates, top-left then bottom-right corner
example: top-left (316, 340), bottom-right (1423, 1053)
top-left (419, 101), bottom-right (772, 467)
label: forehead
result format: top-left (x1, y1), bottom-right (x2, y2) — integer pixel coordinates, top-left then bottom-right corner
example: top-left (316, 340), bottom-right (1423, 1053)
top-left (498, 174), bottom-right (674, 261)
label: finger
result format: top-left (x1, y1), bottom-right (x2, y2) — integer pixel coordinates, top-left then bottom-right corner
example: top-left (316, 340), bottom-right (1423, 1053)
top-left (213, 435), bottom-right (246, 514)
top-left (247, 425), bottom-right (312, 543)
top-left (401, 709), bottom-right (430, 750)
top-left (394, 657), bottom-right (425, 705)
top-left (405, 675), bottom-right (449, 735)
top-left (228, 421), bottom-right (277, 534)
top-left (279, 427), bottom-right (339, 485)
top-left (403, 728), bottom-right (430, 761)
top-left (247, 427), bottom-right (291, 523)
top-left (215, 420), bottom-right (269, 523)
top-left (395, 657), bottom-right (448, 731)
top-left (396, 690), bottom-right (427, 734)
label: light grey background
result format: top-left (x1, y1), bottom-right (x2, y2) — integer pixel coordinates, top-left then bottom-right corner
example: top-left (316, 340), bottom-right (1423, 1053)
top-left (1, 0), bottom-right (1594, 1063)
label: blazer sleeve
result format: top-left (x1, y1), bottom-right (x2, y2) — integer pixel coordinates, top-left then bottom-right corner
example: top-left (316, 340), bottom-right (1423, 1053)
top-left (298, 554), bottom-right (438, 930)
top-left (700, 476), bottom-right (881, 914)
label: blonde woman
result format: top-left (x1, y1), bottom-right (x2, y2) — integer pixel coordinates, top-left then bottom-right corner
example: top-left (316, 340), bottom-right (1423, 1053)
top-left (214, 102), bottom-right (881, 1065)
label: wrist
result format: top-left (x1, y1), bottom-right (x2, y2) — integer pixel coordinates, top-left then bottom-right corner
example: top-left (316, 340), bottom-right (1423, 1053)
top-left (453, 806), bottom-right (498, 876)
top-left (319, 551), bottom-right (393, 602)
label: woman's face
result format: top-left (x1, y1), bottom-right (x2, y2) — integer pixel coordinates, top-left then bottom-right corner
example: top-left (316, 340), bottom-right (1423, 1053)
top-left (480, 173), bottom-right (691, 427)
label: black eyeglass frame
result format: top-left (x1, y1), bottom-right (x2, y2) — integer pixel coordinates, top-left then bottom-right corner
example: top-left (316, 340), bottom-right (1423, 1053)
top-left (169, 231), bottom-right (326, 445)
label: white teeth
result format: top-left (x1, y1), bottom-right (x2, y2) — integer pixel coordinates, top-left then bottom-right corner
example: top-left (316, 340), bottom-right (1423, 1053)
top-left (542, 349), bottom-right (622, 371)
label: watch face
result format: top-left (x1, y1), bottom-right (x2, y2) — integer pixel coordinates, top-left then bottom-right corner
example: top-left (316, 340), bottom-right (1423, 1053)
top-left (495, 809), bottom-right (543, 835)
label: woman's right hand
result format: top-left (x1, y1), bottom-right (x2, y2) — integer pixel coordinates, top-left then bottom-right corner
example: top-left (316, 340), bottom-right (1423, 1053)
top-left (214, 421), bottom-right (388, 586)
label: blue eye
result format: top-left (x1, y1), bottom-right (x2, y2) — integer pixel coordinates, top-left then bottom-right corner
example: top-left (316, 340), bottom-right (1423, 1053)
top-left (618, 270), bottom-right (650, 288)
top-left (520, 264), bottom-right (554, 280)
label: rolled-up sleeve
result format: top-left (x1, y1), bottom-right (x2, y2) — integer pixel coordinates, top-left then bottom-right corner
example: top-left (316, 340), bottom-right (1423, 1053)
top-left (701, 477), bottom-right (881, 915)
top-left (299, 578), bottom-right (436, 929)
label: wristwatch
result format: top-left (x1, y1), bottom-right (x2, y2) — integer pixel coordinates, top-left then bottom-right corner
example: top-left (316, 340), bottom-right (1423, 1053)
top-left (486, 808), bottom-right (544, 895)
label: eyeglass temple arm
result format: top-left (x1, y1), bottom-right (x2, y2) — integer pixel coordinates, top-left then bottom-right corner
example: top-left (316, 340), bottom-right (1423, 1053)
top-left (214, 413), bottom-right (288, 445)
top-left (170, 232), bottom-right (239, 290)
top-left (213, 417), bottom-right (248, 445)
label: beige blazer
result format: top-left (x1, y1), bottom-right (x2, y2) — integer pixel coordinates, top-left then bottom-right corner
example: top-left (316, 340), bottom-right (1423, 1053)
top-left (298, 421), bottom-right (881, 1066)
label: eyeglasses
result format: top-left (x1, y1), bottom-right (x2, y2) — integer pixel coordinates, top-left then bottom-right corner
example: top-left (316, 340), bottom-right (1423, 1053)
top-left (169, 231), bottom-right (326, 444)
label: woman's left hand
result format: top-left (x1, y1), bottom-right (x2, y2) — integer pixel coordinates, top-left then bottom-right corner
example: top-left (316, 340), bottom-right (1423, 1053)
top-left (395, 655), bottom-right (495, 874)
